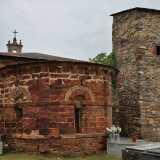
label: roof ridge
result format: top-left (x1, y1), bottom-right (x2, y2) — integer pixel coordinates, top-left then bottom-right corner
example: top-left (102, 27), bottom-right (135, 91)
top-left (111, 7), bottom-right (160, 16)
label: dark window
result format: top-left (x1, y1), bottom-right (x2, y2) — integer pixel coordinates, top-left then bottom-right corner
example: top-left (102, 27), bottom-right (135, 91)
top-left (75, 98), bottom-right (84, 133)
top-left (75, 108), bottom-right (81, 133)
top-left (156, 46), bottom-right (160, 55)
top-left (74, 96), bottom-right (85, 133)
top-left (80, 79), bottom-right (83, 86)
top-left (15, 106), bottom-right (23, 119)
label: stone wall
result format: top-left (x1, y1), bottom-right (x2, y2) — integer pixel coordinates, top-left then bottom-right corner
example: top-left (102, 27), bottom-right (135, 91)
top-left (112, 8), bottom-right (160, 140)
top-left (11, 134), bottom-right (106, 155)
top-left (137, 48), bottom-right (160, 141)
top-left (112, 10), bottom-right (141, 136)
top-left (0, 61), bottom-right (113, 154)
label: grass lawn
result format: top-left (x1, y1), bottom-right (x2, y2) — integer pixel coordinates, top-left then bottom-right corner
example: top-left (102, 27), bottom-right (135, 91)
top-left (0, 153), bottom-right (121, 160)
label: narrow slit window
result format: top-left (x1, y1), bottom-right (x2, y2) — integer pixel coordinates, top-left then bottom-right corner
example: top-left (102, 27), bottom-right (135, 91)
top-left (75, 108), bottom-right (81, 133)
top-left (156, 46), bottom-right (160, 55)
top-left (15, 106), bottom-right (23, 119)
top-left (74, 97), bottom-right (85, 133)
top-left (74, 99), bottom-right (83, 133)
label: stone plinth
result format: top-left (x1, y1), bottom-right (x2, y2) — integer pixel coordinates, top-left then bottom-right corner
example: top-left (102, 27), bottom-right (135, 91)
top-left (12, 133), bottom-right (106, 155)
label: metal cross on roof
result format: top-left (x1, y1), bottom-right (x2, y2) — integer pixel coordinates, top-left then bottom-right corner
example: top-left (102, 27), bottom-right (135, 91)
top-left (13, 30), bottom-right (18, 38)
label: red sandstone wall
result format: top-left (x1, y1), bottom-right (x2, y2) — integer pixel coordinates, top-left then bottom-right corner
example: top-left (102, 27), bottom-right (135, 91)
top-left (0, 61), bottom-right (113, 154)
top-left (12, 134), bottom-right (106, 155)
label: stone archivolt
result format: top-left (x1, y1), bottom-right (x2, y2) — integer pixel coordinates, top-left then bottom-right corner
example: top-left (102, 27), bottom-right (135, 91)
top-left (64, 85), bottom-right (95, 103)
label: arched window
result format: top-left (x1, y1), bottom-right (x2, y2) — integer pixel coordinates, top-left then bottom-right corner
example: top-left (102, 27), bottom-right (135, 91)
top-left (74, 96), bottom-right (84, 133)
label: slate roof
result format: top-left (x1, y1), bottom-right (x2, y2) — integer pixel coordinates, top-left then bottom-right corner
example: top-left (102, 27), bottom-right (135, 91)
top-left (0, 52), bottom-right (86, 62)
top-left (0, 52), bottom-right (118, 72)
top-left (111, 7), bottom-right (160, 16)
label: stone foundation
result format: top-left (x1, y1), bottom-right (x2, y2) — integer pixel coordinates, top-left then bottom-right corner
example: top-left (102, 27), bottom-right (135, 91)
top-left (10, 133), bottom-right (106, 155)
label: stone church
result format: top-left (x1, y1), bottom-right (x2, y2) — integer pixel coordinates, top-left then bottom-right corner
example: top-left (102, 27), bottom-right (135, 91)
top-left (0, 31), bottom-right (115, 154)
top-left (1, 6), bottom-right (160, 154)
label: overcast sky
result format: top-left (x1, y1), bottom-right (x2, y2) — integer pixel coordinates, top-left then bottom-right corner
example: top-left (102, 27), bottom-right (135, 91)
top-left (0, 0), bottom-right (160, 60)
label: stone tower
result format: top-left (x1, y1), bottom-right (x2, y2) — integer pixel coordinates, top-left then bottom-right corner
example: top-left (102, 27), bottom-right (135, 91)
top-left (112, 7), bottom-right (160, 141)
top-left (7, 30), bottom-right (23, 53)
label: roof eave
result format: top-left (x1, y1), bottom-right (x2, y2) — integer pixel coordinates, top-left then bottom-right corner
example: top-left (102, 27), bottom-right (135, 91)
top-left (110, 7), bottom-right (160, 16)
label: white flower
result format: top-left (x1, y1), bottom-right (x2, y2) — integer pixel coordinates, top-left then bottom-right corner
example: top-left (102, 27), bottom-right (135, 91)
top-left (111, 125), bottom-right (117, 133)
top-left (117, 126), bottom-right (121, 133)
top-left (106, 127), bottom-right (112, 133)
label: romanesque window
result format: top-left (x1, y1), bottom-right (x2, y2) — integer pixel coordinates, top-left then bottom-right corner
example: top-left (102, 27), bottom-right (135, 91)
top-left (4, 82), bottom-right (32, 127)
top-left (75, 107), bottom-right (82, 133)
top-left (74, 96), bottom-right (84, 133)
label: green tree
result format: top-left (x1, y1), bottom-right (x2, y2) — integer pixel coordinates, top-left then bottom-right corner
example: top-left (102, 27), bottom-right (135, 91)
top-left (89, 51), bottom-right (117, 68)
top-left (89, 52), bottom-right (108, 65)
top-left (89, 51), bottom-right (117, 91)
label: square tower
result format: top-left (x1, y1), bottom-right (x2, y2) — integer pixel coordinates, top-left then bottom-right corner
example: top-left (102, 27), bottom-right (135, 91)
top-left (112, 7), bottom-right (160, 140)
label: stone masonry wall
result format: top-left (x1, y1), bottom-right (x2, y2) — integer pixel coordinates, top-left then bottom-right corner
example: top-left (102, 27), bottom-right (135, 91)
top-left (12, 134), bottom-right (106, 155)
top-left (112, 10), bottom-right (141, 136)
top-left (113, 9), bottom-right (160, 140)
top-left (0, 61), bottom-right (113, 154)
top-left (137, 48), bottom-right (160, 141)
top-left (132, 10), bottom-right (160, 141)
